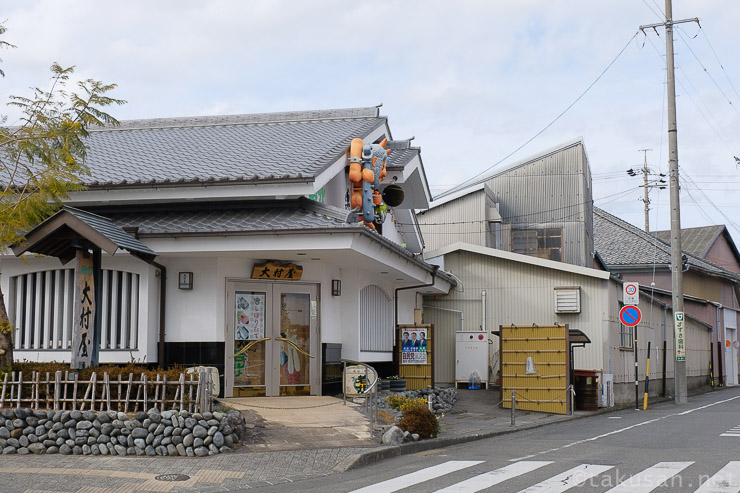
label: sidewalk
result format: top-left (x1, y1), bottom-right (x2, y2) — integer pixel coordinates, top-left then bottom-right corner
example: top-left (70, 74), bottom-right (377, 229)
top-left (0, 388), bottom-right (605, 493)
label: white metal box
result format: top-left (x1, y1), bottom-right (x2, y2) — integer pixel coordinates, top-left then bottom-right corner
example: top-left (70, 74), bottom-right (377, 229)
top-left (455, 331), bottom-right (489, 388)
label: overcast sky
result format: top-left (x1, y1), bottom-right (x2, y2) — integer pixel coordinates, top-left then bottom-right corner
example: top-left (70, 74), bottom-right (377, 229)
top-left (2, 1), bottom-right (739, 243)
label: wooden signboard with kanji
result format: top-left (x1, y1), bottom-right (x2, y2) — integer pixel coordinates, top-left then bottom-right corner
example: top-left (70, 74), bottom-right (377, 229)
top-left (71, 249), bottom-right (96, 369)
top-left (251, 261), bottom-right (303, 281)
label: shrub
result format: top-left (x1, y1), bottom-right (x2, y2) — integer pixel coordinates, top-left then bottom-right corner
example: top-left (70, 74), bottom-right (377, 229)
top-left (386, 394), bottom-right (427, 411)
top-left (398, 404), bottom-right (440, 439)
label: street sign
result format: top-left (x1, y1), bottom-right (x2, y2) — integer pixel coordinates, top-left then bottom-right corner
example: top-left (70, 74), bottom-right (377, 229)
top-left (619, 305), bottom-right (642, 327)
top-left (623, 282), bottom-right (639, 305)
top-left (675, 311), bottom-right (685, 361)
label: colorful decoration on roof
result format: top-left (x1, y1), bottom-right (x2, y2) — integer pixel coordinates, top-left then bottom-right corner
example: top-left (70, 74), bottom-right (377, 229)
top-left (349, 137), bottom-right (389, 230)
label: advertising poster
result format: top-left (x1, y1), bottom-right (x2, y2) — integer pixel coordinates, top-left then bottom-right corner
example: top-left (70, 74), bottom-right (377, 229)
top-left (400, 328), bottom-right (429, 364)
top-left (235, 291), bottom-right (266, 340)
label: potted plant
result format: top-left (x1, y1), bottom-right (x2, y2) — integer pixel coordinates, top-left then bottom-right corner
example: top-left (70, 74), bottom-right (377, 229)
top-left (387, 375), bottom-right (406, 392)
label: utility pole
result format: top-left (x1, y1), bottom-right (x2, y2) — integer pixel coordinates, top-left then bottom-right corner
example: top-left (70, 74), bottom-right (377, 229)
top-left (626, 150), bottom-right (665, 232)
top-left (639, 0), bottom-right (698, 405)
top-left (641, 149), bottom-right (650, 232)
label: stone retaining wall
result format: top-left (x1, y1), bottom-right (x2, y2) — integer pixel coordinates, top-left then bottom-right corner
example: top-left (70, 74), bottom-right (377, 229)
top-left (0, 407), bottom-right (246, 456)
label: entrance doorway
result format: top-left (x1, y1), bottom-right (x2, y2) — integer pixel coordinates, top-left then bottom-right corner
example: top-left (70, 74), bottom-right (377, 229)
top-left (225, 281), bottom-right (319, 397)
top-left (725, 327), bottom-right (738, 387)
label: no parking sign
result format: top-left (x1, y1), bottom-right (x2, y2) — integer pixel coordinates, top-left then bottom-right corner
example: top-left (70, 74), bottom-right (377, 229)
top-left (619, 305), bottom-right (642, 327)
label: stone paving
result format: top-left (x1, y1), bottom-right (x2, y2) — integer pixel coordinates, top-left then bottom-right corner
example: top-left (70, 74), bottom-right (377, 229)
top-left (0, 389), bottom-right (595, 492)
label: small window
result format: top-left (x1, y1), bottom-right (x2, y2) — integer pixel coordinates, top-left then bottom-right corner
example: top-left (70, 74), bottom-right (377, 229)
top-left (512, 228), bottom-right (563, 262)
top-left (554, 287), bottom-right (581, 313)
top-left (620, 324), bottom-right (634, 349)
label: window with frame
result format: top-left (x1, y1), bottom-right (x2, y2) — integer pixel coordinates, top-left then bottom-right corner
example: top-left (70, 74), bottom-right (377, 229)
top-left (620, 323), bottom-right (633, 349)
top-left (512, 228), bottom-right (563, 262)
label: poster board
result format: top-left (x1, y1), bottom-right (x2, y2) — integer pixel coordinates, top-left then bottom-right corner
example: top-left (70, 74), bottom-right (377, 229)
top-left (397, 324), bottom-right (433, 390)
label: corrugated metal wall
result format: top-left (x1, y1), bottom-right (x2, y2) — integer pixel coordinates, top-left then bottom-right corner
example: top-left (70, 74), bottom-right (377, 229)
top-left (420, 142), bottom-right (594, 267)
top-left (605, 281), bottom-right (712, 384)
top-left (417, 189), bottom-right (489, 252)
top-left (423, 250), bottom-right (608, 384)
top-left (484, 142), bottom-right (593, 267)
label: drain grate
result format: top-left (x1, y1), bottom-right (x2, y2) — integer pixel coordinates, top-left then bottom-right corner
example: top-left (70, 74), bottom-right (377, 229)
top-left (155, 474), bottom-right (190, 482)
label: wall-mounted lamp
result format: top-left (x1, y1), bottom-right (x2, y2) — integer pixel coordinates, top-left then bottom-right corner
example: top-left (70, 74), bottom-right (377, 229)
top-left (331, 279), bottom-right (342, 296)
top-left (178, 272), bottom-right (193, 290)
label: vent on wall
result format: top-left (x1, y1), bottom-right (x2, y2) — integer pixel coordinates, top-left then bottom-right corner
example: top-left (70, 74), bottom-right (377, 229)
top-left (554, 287), bottom-right (581, 314)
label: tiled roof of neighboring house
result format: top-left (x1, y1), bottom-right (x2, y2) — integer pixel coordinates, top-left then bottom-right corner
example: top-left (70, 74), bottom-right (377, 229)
top-left (593, 207), bottom-right (740, 281)
top-left (653, 225), bottom-right (726, 258)
top-left (99, 198), bottom-right (355, 235)
top-left (386, 147), bottom-right (419, 169)
top-left (80, 106), bottom-right (386, 187)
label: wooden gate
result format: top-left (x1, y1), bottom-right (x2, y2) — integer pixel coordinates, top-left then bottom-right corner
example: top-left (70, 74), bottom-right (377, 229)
top-left (499, 324), bottom-right (570, 415)
top-left (397, 324), bottom-right (433, 390)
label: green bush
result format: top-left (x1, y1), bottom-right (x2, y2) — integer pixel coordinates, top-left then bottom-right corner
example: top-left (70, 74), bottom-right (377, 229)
top-left (398, 404), bottom-right (440, 439)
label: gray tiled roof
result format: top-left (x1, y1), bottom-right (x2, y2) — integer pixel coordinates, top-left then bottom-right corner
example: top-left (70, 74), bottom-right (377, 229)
top-left (99, 198), bottom-right (357, 235)
top-left (653, 225), bottom-right (725, 258)
top-left (65, 207), bottom-right (157, 259)
top-left (387, 147), bottom-right (419, 169)
top-left (594, 207), bottom-right (739, 280)
top-left (81, 107), bottom-right (385, 187)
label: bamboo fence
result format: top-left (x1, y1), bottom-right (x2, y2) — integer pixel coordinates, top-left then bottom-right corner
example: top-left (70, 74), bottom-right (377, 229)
top-left (0, 369), bottom-right (213, 413)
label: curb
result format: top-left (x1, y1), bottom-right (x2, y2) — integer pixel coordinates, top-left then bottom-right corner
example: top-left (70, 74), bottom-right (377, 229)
top-left (335, 387), bottom-right (723, 472)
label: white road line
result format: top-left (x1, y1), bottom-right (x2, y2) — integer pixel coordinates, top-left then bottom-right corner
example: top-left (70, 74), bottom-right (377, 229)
top-left (516, 464), bottom-right (613, 493)
top-left (695, 461), bottom-right (740, 492)
top-left (719, 433), bottom-right (740, 437)
top-left (433, 461), bottom-right (552, 492)
top-left (604, 461), bottom-right (693, 493)
top-left (348, 460), bottom-right (483, 493)
top-left (512, 394), bottom-right (740, 461)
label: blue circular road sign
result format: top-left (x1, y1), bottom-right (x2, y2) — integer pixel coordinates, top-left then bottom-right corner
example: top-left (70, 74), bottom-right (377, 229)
top-left (619, 305), bottom-right (642, 327)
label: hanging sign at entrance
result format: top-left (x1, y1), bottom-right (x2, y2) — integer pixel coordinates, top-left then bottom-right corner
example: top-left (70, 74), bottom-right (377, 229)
top-left (235, 291), bottom-right (266, 340)
top-left (251, 261), bottom-right (303, 281)
top-left (401, 328), bottom-right (429, 364)
top-left (71, 250), bottom-right (96, 369)
top-left (675, 311), bottom-right (686, 361)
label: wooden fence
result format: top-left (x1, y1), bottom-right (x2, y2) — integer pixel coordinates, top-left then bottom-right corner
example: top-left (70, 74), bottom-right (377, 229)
top-left (0, 369), bottom-right (213, 413)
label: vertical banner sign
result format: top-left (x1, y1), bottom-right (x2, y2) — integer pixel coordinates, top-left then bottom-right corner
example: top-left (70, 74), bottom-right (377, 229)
top-left (71, 250), bottom-right (95, 369)
top-left (675, 311), bottom-right (686, 361)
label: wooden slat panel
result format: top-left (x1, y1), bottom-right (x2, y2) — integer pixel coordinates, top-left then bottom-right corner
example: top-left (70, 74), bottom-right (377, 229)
top-left (14, 276), bottom-right (24, 350)
top-left (101, 269), bottom-right (110, 349)
top-left (63, 269), bottom-right (74, 349)
top-left (53, 270), bottom-right (64, 349)
top-left (43, 271), bottom-right (53, 349)
top-left (111, 270), bottom-right (120, 348)
top-left (500, 325), bottom-right (569, 414)
top-left (121, 272), bottom-right (131, 349)
top-left (129, 274), bottom-right (139, 349)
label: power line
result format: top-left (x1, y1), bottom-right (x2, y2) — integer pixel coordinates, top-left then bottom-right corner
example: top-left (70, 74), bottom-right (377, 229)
top-left (676, 25), bottom-right (740, 120)
top-left (700, 26), bottom-right (740, 104)
top-left (442, 31), bottom-right (639, 196)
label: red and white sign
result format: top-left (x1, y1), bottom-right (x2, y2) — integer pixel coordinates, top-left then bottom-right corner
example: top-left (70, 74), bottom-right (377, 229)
top-left (623, 282), bottom-right (639, 305)
top-left (619, 305), bottom-right (642, 327)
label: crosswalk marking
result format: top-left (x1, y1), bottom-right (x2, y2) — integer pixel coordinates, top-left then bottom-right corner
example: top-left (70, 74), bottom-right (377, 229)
top-left (348, 460), bottom-right (483, 493)
top-left (695, 461), bottom-right (740, 492)
top-left (517, 464), bottom-right (614, 493)
top-left (604, 461), bottom-right (694, 492)
top-left (719, 425), bottom-right (740, 437)
top-left (433, 461), bottom-right (552, 492)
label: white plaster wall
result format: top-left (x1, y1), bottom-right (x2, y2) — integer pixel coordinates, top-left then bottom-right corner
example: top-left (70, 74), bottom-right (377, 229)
top-left (1, 253), bottom-right (160, 364)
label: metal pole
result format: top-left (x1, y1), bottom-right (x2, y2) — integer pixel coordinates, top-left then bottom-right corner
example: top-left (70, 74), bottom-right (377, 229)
top-left (643, 341), bottom-right (651, 410)
top-left (343, 361), bottom-right (346, 406)
top-left (635, 324), bottom-right (639, 409)
top-left (665, 0), bottom-right (687, 404)
top-left (510, 390), bottom-right (516, 426)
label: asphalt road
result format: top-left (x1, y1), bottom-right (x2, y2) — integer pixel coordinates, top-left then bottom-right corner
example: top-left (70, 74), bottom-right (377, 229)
top-left (250, 386), bottom-right (740, 493)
